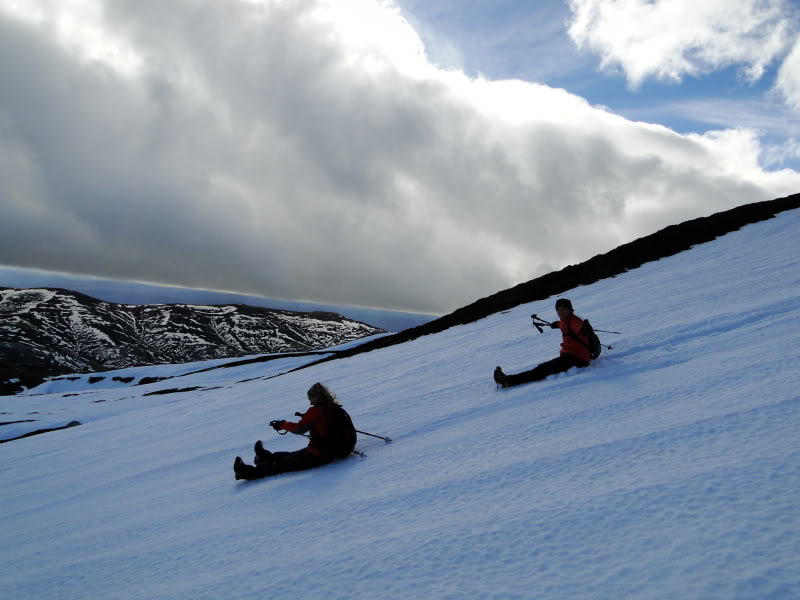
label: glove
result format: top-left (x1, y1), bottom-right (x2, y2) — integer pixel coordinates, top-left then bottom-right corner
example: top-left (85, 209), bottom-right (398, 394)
top-left (269, 420), bottom-right (284, 432)
top-left (551, 321), bottom-right (560, 329)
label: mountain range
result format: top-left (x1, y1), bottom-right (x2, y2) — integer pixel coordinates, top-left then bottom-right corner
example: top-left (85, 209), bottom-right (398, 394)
top-left (0, 288), bottom-right (384, 394)
top-left (0, 267), bottom-right (438, 333)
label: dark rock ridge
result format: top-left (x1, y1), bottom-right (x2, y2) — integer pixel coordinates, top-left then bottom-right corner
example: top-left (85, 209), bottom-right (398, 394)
top-left (0, 291), bottom-right (385, 394)
top-left (0, 420), bottom-right (81, 444)
top-left (299, 192), bottom-right (800, 369)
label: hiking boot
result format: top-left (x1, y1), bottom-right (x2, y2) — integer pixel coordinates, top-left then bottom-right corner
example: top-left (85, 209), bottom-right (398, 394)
top-left (234, 456), bottom-right (247, 480)
top-left (254, 440), bottom-right (272, 465)
top-left (494, 366), bottom-right (509, 388)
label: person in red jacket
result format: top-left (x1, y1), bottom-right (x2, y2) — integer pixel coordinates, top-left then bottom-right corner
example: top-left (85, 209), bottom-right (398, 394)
top-left (493, 298), bottom-right (591, 388)
top-left (234, 382), bottom-right (356, 481)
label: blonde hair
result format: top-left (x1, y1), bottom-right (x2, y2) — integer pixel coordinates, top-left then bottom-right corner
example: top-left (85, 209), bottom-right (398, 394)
top-left (307, 382), bottom-right (340, 406)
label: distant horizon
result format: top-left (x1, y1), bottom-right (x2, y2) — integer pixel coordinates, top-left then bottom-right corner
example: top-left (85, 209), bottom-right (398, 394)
top-left (0, 265), bottom-right (438, 333)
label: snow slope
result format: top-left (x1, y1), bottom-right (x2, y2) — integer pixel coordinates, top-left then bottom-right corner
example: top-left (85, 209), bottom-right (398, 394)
top-left (16, 334), bottom-right (389, 399)
top-left (1, 209), bottom-right (799, 599)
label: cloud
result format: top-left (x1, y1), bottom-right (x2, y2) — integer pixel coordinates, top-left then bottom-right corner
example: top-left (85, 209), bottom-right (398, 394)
top-left (0, 0), bottom-right (799, 314)
top-left (567, 0), bottom-right (794, 88)
top-left (775, 34), bottom-right (800, 111)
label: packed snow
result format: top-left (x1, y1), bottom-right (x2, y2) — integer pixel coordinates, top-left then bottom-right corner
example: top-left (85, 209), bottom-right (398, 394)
top-left (17, 335), bottom-right (388, 398)
top-left (1, 209), bottom-right (799, 599)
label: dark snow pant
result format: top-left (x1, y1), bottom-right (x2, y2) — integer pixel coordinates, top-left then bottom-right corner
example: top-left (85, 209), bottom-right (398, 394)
top-left (237, 449), bottom-right (333, 481)
top-left (505, 354), bottom-right (588, 387)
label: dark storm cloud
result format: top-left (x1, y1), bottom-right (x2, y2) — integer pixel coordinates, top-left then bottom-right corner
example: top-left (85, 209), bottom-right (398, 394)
top-left (0, 0), bottom-right (798, 314)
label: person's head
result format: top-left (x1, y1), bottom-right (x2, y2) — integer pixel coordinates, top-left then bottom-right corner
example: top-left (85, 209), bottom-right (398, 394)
top-left (306, 382), bottom-right (338, 406)
top-left (555, 298), bottom-right (573, 320)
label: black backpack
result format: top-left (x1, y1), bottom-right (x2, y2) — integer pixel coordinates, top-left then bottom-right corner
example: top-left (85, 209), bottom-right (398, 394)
top-left (316, 405), bottom-right (357, 459)
top-left (580, 319), bottom-right (602, 360)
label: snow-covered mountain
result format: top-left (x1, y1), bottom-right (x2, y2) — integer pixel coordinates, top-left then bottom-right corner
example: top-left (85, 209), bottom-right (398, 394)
top-left (0, 288), bottom-right (384, 394)
top-left (0, 267), bottom-right (439, 333)
top-left (1, 199), bottom-right (799, 599)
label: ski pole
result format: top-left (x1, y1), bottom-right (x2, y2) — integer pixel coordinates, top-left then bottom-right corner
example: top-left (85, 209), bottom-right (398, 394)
top-left (535, 312), bottom-right (620, 336)
top-left (276, 426), bottom-right (367, 457)
top-left (531, 313), bottom-right (553, 333)
top-left (294, 413), bottom-right (391, 442)
top-left (356, 429), bottom-right (392, 443)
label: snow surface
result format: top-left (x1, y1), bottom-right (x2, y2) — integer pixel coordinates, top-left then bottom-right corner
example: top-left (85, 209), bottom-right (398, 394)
top-left (1, 210), bottom-right (799, 599)
top-left (18, 334), bottom-right (390, 398)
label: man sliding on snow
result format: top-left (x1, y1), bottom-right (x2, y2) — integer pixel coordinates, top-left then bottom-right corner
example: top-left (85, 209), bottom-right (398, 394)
top-left (494, 298), bottom-right (592, 388)
top-left (234, 382), bottom-right (356, 481)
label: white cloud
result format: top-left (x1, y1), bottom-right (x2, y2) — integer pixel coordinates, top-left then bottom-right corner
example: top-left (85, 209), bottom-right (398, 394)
top-left (0, 0), bottom-right (798, 314)
top-left (567, 0), bottom-right (794, 88)
top-left (0, 0), bottom-right (143, 76)
top-left (775, 34), bottom-right (800, 111)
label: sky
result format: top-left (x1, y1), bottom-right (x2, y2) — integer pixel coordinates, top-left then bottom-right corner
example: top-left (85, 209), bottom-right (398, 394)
top-left (2, 208), bottom-right (799, 599)
top-left (0, 0), bottom-right (799, 315)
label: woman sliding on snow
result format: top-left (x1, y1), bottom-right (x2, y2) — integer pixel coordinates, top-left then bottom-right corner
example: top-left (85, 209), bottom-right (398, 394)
top-left (493, 298), bottom-right (593, 388)
top-left (234, 382), bottom-right (356, 481)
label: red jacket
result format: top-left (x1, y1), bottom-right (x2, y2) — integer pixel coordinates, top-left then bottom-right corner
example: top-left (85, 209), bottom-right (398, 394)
top-left (556, 313), bottom-right (592, 364)
top-left (280, 406), bottom-right (332, 457)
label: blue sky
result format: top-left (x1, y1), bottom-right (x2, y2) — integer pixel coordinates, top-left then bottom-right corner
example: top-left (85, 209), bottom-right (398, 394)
top-left (397, 0), bottom-right (800, 169)
top-left (0, 0), bottom-right (798, 314)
